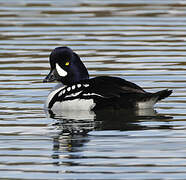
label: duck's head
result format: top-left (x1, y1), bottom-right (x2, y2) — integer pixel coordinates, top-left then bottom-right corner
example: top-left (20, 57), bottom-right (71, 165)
top-left (43, 47), bottom-right (89, 85)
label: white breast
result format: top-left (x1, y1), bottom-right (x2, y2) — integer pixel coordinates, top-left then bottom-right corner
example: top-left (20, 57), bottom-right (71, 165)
top-left (52, 99), bottom-right (95, 111)
top-left (45, 84), bottom-right (95, 111)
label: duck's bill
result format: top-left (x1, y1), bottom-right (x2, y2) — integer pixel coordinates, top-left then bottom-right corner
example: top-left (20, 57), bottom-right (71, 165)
top-left (43, 70), bottom-right (56, 83)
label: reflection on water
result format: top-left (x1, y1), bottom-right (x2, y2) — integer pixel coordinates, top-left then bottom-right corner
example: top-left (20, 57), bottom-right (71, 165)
top-left (49, 107), bottom-right (170, 132)
top-left (48, 109), bottom-right (175, 179)
top-left (1, 0), bottom-right (186, 179)
top-left (48, 108), bottom-right (173, 134)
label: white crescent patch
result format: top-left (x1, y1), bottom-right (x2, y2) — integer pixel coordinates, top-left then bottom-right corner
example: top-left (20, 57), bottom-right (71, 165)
top-left (56, 63), bottom-right (67, 77)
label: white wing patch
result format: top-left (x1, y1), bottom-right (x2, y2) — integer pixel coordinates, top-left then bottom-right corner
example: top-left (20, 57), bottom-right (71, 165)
top-left (58, 91), bottom-right (63, 97)
top-left (72, 85), bottom-right (76, 90)
top-left (65, 91), bottom-right (82, 98)
top-left (83, 93), bottom-right (104, 98)
top-left (83, 84), bottom-right (89, 88)
top-left (77, 84), bottom-right (81, 88)
top-left (57, 83), bottom-right (86, 97)
top-left (46, 82), bottom-right (102, 110)
top-left (56, 63), bottom-right (67, 77)
top-left (67, 87), bottom-right (71, 91)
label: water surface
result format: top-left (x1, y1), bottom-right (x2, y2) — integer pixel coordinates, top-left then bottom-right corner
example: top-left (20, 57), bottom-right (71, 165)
top-left (0, 0), bottom-right (186, 179)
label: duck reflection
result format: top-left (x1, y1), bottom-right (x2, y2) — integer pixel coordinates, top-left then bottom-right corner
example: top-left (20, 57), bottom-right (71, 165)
top-left (46, 108), bottom-right (172, 166)
top-left (47, 108), bottom-right (172, 133)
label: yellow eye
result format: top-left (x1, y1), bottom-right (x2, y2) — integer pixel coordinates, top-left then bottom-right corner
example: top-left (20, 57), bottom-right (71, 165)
top-left (65, 61), bottom-right (70, 66)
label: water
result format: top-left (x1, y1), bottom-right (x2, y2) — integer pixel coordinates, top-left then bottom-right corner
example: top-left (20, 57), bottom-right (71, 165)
top-left (0, 0), bottom-right (186, 179)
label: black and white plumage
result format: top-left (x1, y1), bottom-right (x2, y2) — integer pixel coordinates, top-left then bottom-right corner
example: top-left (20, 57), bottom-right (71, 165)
top-left (43, 47), bottom-right (172, 111)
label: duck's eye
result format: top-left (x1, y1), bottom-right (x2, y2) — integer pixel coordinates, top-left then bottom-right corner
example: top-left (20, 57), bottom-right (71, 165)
top-left (65, 61), bottom-right (70, 66)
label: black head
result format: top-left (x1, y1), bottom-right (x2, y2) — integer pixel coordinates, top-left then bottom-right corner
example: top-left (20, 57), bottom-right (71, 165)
top-left (43, 47), bottom-right (89, 85)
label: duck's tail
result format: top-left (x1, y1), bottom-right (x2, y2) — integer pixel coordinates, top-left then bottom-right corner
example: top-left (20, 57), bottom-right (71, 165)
top-left (153, 89), bottom-right (172, 101)
top-left (137, 89), bottom-right (172, 109)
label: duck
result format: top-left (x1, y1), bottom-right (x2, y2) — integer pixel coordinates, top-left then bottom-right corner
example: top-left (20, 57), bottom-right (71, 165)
top-left (43, 46), bottom-right (172, 111)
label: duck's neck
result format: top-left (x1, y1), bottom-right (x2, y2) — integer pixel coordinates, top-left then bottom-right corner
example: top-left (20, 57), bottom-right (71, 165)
top-left (71, 52), bottom-right (89, 81)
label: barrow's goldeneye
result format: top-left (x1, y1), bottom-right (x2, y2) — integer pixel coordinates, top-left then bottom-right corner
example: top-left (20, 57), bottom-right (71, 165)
top-left (43, 47), bottom-right (172, 111)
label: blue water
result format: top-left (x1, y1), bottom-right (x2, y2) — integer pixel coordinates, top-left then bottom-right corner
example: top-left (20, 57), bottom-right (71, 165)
top-left (0, 0), bottom-right (186, 179)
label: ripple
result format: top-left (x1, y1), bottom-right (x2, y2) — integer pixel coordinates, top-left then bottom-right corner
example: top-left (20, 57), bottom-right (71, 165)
top-left (0, 0), bottom-right (186, 179)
